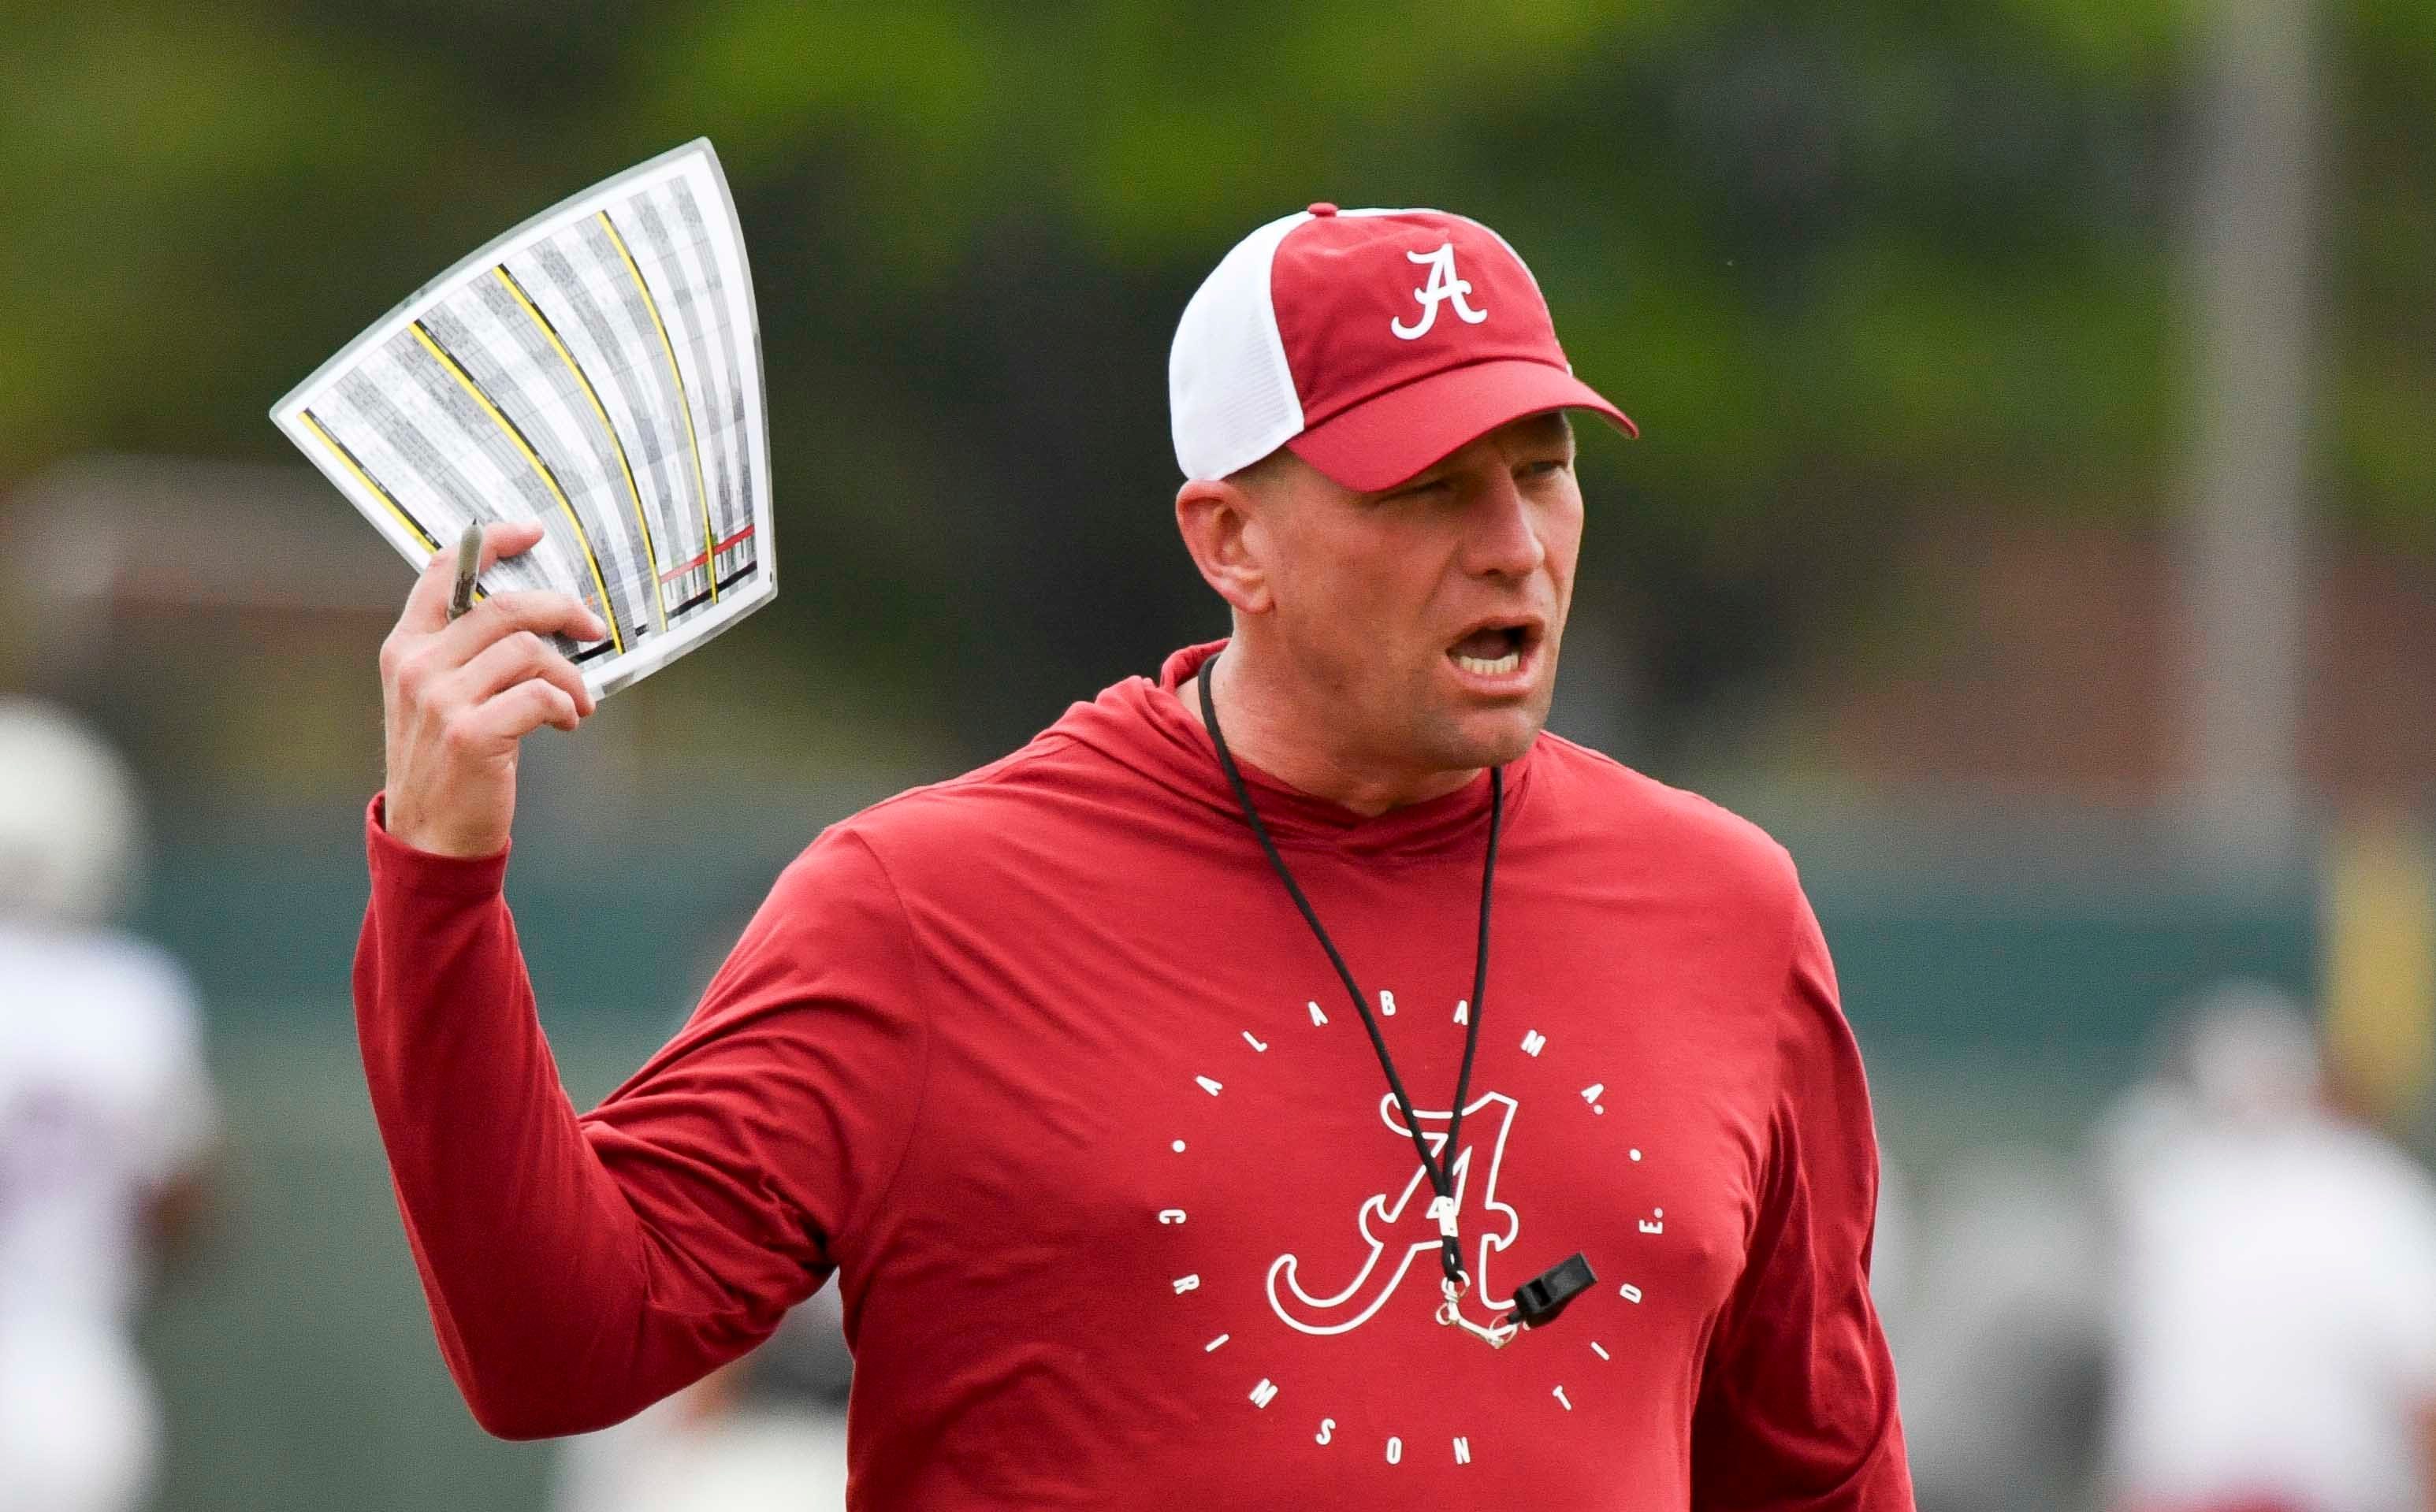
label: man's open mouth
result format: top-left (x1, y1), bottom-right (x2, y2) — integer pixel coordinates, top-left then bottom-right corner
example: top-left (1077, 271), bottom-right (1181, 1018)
top-left (1447, 622), bottom-right (1540, 679)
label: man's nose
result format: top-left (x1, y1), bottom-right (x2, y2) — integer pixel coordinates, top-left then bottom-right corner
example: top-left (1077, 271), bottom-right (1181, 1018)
top-left (1462, 471), bottom-right (1548, 580)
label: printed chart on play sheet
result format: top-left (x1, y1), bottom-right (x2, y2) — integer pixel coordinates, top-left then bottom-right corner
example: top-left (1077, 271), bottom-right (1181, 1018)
top-left (272, 138), bottom-right (775, 697)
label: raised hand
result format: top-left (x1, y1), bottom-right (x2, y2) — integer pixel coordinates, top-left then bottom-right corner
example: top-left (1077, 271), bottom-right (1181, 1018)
top-left (379, 521), bottom-right (607, 857)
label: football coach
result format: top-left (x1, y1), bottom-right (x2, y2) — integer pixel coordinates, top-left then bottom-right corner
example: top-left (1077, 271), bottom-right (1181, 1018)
top-left (355, 202), bottom-right (1912, 1508)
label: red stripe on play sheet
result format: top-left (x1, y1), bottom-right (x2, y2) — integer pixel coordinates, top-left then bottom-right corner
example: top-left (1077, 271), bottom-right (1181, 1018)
top-left (658, 526), bottom-right (756, 582)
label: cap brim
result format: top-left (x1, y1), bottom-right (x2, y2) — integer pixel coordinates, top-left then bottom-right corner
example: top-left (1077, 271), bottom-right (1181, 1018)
top-left (1285, 358), bottom-right (1638, 494)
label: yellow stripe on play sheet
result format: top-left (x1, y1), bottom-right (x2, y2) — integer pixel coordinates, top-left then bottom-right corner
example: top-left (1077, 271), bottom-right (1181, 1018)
top-left (2323, 815), bottom-right (2436, 1126)
top-left (598, 208), bottom-right (719, 605)
top-left (493, 264), bottom-right (667, 633)
top-left (411, 320), bottom-right (624, 655)
top-left (300, 410), bottom-right (440, 553)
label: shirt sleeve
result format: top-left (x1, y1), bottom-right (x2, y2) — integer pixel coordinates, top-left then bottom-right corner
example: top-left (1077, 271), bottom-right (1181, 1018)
top-left (352, 794), bottom-right (928, 1440)
top-left (1689, 883), bottom-right (1913, 1510)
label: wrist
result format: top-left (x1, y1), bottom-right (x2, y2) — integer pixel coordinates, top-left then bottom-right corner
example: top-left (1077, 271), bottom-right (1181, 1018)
top-left (377, 793), bottom-right (506, 860)
top-left (365, 793), bottom-right (511, 899)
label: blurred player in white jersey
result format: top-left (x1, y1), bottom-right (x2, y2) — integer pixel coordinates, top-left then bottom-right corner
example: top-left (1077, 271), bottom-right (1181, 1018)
top-left (0, 700), bottom-right (218, 1512)
top-left (2102, 981), bottom-right (2436, 1512)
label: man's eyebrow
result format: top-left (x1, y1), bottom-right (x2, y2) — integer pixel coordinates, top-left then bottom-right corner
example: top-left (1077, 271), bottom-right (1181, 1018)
top-left (1381, 414), bottom-right (1577, 496)
top-left (1512, 411), bottom-right (1575, 451)
top-left (1377, 468), bottom-right (1452, 497)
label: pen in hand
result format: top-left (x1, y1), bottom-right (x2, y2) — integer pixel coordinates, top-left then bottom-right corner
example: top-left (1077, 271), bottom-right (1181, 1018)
top-left (448, 519), bottom-right (482, 622)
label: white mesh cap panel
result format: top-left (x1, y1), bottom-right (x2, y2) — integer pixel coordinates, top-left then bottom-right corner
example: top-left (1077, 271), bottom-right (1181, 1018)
top-left (1168, 210), bottom-right (1311, 481)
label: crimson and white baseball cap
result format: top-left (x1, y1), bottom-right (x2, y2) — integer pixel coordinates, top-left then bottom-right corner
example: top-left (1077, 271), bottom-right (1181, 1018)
top-left (1170, 202), bottom-right (1636, 492)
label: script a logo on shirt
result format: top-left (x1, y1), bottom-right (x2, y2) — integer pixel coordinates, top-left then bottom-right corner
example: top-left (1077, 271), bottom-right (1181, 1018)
top-left (1165, 993), bottom-right (1662, 1467)
top-left (1266, 1091), bottom-right (1522, 1335)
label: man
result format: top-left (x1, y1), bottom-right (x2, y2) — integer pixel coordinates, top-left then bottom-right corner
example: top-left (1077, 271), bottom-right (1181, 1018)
top-left (357, 203), bottom-right (1910, 1507)
top-left (2100, 983), bottom-right (2436, 1512)
top-left (0, 700), bottom-right (218, 1512)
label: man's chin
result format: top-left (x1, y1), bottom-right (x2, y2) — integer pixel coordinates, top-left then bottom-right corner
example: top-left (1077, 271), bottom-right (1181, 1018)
top-left (1425, 703), bottom-right (1549, 774)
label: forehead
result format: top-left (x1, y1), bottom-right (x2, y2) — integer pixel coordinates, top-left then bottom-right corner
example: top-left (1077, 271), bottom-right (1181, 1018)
top-left (1246, 411), bottom-right (1578, 508)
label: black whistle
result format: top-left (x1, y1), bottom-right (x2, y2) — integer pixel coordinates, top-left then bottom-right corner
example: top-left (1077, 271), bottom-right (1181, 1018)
top-left (1504, 1252), bottom-right (1596, 1330)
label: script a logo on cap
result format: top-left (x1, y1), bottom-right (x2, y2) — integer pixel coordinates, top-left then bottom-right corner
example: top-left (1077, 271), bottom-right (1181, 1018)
top-left (1389, 242), bottom-right (1489, 341)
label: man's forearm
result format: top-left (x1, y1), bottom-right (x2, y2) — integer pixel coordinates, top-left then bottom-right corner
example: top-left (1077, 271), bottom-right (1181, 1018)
top-left (354, 798), bottom-right (706, 1438)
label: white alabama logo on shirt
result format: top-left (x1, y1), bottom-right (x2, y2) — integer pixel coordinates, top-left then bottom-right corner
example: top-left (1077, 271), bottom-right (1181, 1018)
top-left (1266, 1090), bottom-right (1523, 1336)
top-left (1389, 242), bottom-right (1489, 340)
top-left (1167, 996), bottom-right (1672, 1462)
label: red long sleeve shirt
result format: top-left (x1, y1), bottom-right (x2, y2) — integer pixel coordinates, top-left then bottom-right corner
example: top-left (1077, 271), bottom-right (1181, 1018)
top-left (354, 641), bottom-right (1910, 1509)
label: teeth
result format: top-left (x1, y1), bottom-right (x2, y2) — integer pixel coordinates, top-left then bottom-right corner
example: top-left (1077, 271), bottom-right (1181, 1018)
top-left (1453, 651), bottom-right (1521, 677)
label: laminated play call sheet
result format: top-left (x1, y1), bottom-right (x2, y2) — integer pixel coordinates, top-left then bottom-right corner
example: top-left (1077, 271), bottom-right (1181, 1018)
top-left (273, 139), bottom-right (773, 697)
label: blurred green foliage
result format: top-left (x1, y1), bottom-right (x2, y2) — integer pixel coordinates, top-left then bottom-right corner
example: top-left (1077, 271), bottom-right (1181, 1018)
top-left (2, 0), bottom-right (2428, 757)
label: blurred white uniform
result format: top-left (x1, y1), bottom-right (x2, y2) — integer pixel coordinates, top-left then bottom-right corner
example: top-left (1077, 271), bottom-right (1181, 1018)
top-left (1889, 1148), bottom-right (2109, 1512)
top-left (0, 927), bottom-right (214, 1512)
top-left (552, 1287), bottom-right (853, 1512)
top-left (2105, 986), bottom-right (2436, 1512)
top-left (550, 1390), bottom-right (850, 1512)
top-left (0, 700), bottom-right (216, 1512)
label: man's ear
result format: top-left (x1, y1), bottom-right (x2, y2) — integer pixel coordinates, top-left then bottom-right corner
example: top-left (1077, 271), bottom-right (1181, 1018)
top-left (1175, 477), bottom-right (1275, 616)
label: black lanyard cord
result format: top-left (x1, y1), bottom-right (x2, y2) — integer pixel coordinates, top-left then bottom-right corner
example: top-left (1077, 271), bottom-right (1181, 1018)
top-left (1199, 651), bottom-right (1502, 1288)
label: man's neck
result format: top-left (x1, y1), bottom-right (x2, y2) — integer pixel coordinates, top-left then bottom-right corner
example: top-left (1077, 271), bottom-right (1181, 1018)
top-left (1170, 652), bottom-right (1480, 819)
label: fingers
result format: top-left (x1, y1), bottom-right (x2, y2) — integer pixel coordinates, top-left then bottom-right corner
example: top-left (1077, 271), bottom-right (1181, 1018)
top-left (385, 588), bottom-right (604, 728)
top-left (458, 675), bottom-right (584, 745)
top-left (436, 588), bottom-right (611, 663)
top-left (452, 629), bottom-right (597, 719)
top-left (396, 520), bottom-right (549, 634)
top-left (383, 522), bottom-right (606, 755)
top-left (477, 519), bottom-right (547, 573)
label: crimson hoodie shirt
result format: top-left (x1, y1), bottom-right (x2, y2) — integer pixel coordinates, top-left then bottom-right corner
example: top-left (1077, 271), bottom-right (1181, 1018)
top-left (354, 641), bottom-right (1910, 1509)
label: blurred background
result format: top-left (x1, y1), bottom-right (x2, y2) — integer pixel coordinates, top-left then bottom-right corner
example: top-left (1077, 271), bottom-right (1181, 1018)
top-left (2, 1), bottom-right (2431, 1508)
